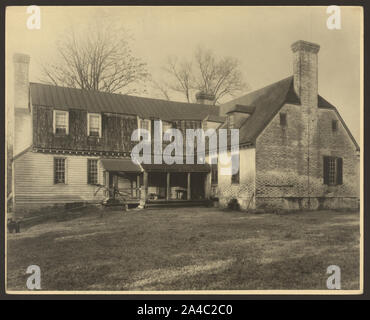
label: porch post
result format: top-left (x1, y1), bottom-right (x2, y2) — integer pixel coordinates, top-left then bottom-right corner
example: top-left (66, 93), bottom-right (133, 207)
top-left (166, 172), bottom-right (170, 200)
top-left (142, 172), bottom-right (148, 201)
top-left (204, 172), bottom-right (211, 199)
top-left (136, 174), bottom-right (140, 198)
top-left (187, 172), bottom-right (191, 200)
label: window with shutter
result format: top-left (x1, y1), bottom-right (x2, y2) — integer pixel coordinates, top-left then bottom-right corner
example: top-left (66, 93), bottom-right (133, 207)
top-left (323, 156), bottom-right (343, 186)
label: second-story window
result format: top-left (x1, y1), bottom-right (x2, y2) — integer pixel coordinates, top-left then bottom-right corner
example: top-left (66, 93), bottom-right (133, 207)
top-left (53, 110), bottom-right (69, 135)
top-left (162, 121), bottom-right (172, 135)
top-left (139, 119), bottom-right (151, 141)
top-left (280, 112), bottom-right (287, 126)
top-left (332, 120), bottom-right (338, 132)
top-left (88, 113), bottom-right (102, 137)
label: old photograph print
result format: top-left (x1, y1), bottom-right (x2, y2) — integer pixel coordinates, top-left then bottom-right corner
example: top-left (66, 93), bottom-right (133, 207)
top-left (5, 6), bottom-right (362, 293)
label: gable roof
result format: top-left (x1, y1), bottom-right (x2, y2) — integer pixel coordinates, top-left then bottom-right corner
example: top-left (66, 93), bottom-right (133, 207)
top-left (221, 76), bottom-right (300, 145)
top-left (30, 82), bottom-right (219, 122)
top-left (220, 76), bottom-right (359, 151)
top-left (318, 96), bottom-right (360, 151)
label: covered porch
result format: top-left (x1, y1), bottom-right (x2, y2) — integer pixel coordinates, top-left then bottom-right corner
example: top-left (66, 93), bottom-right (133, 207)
top-left (100, 159), bottom-right (143, 205)
top-left (99, 159), bottom-right (211, 206)
top-left (142, 164), bottom-right (211, 203)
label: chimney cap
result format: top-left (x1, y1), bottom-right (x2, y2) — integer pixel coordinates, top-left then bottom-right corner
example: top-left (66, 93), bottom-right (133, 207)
top-left (13, 53), bottom-right (30, 64)
top-left (195, 91), bottom-right (215, 102)
top-left (291, 40), bottom-right (320, 54)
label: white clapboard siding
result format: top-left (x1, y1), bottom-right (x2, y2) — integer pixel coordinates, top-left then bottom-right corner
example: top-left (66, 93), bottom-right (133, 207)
top-left (14, 151), bottom-right (105, 204)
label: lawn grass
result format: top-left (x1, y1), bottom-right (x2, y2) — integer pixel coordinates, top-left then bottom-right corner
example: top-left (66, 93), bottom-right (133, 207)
top-left (7, 207), bottom-right (360, 291)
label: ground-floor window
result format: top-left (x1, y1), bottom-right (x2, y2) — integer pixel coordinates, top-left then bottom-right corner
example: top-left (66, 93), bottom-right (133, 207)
top-left (54, 157), bottom-right (66, 184)
top-left (323, 156), bottom-right (343, 186)
top-left (87, 159), bottom-right (98, 185)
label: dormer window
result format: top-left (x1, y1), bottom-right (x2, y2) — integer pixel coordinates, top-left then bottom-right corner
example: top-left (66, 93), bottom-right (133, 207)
top-left (88, 113), bottom-right (102, 137)
top-left (53, 110), bottom-right (69, 135)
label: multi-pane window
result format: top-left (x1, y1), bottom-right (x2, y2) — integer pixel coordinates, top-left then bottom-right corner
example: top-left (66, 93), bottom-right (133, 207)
top-left (323, 156), bottom-right (343, 186)
top-left (280, 112), bottom-right (287, 126)
top-left (87, 159), bottom-right (98, 185)
top-left (54, 158), bottom-right (66, 184)
top-left (328, 158), bottom-right (336, 185)
top-left (231, 153), bottom-right (240, 184)
top-left (54, 110), bottom-right (69, 134)
top-left (139, 119), bottom-right (151, 140)
top-left (162, 121), bottom-right (172, 135)
top-left (88, 113), bottom-right (101, 137)
top-left (332, 120), bottom-right (338, 132)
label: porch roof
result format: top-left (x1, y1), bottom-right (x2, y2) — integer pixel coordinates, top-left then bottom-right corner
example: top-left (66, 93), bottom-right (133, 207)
top-left (100, 159), bottom-right (143, 173)
top-left (142, 163), bottom-right (211, 173)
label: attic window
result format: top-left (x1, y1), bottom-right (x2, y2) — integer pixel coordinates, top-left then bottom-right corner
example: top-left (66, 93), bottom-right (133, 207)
top-left (280, 113), bottom-right (287, 126)
top-left (332, 120), bottom-right (338, 132)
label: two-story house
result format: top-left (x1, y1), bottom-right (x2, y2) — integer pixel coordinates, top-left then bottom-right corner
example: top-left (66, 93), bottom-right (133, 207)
top-left (11, 53), bottom-right (224, 213)
top-left (10, 40), bottom-right (360, 215)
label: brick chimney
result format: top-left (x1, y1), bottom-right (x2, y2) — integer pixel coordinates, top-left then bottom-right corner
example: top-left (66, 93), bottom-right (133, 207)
top-left (13, 53), bottom-right (32, 156)
top-left (291, 40), bottom-right (320, 107)
top-left (195, 91), bottom-right (215, 105)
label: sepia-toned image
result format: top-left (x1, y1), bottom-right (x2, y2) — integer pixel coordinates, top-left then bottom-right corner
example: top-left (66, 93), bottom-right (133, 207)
top-left (5, 5), bottom-right (363, 294)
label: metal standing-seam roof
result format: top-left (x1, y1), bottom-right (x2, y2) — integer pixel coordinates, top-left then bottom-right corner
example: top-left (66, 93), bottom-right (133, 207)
top-left (30, 82), bottom-right (220, 121)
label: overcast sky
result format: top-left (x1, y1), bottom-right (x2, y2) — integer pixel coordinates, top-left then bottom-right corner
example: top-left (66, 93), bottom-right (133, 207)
top-left (6, 6), bottom-right (362, 142)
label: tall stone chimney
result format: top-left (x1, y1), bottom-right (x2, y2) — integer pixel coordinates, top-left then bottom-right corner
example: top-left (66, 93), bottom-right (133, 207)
top-left (13, 53), bottom-right (32, 156)
top-left (291, 40), bottom-right (320, 107)
top-left (195, 91), bottom-right (215, 105)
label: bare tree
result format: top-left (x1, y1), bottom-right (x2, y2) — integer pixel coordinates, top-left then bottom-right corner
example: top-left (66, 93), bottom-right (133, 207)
top-left (151, 79), bottom-right (171, 101)
top-left (163, 56), bottom-right (194, 102)
top-left (41, 23), bottom-right (149, 94)
top-left (155, 47), bottom-right (248, 104)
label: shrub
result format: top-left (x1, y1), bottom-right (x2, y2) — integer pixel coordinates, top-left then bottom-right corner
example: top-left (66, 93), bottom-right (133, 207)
top-left (227, 198), bottom-right (240, 211)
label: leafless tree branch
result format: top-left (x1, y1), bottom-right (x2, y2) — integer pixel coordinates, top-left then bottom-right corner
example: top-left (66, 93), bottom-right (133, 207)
top-left (40, 23), bottom-right (149, 94)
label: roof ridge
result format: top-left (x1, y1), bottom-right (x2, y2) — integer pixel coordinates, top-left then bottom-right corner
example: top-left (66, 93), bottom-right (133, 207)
top-left (29, 82), bottom-right (217, 108)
